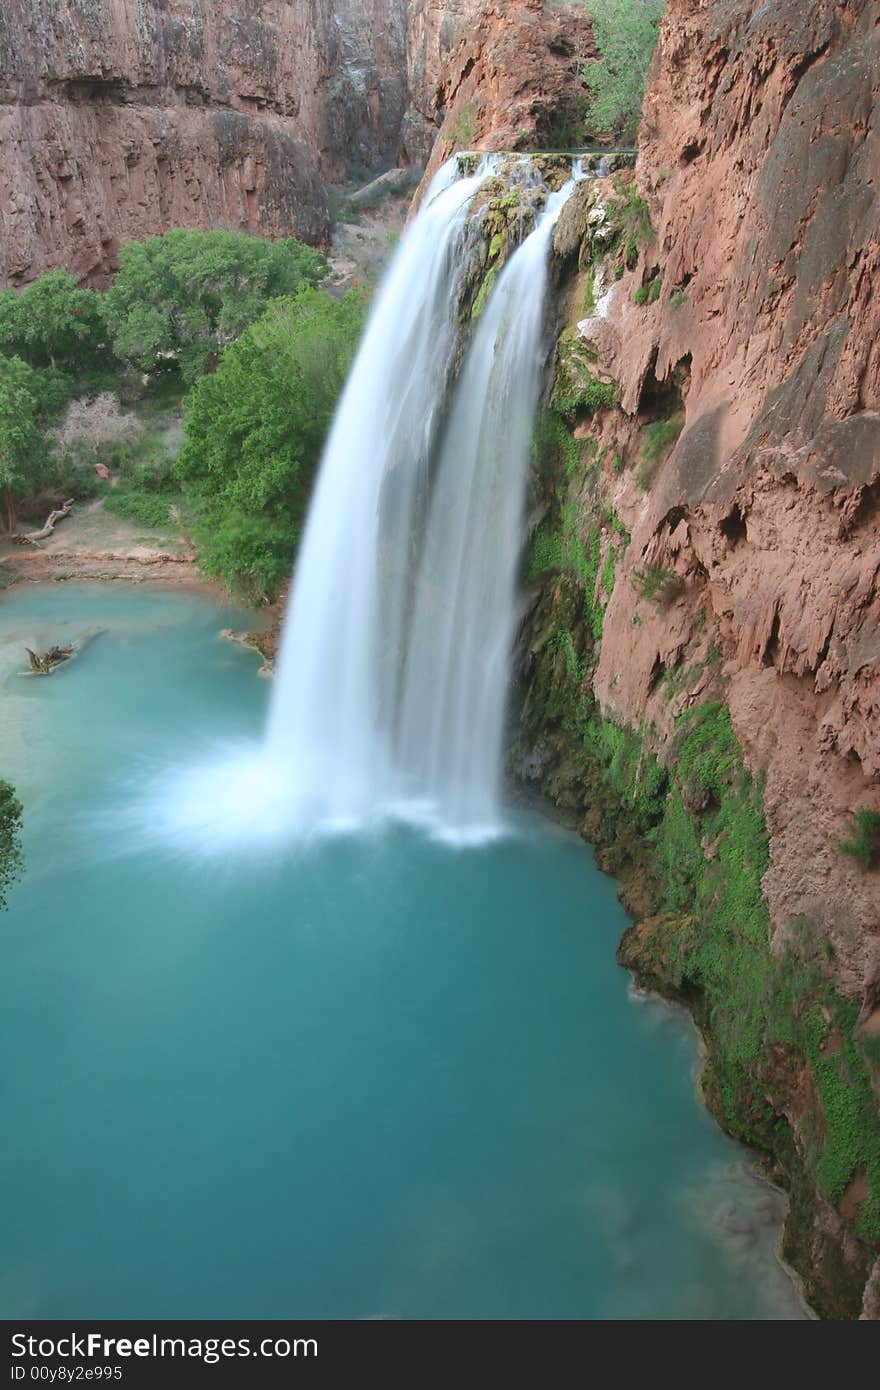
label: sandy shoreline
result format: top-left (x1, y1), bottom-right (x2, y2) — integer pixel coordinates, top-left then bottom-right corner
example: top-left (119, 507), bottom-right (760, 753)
top-left (1, 497), bottom-right (227, 602)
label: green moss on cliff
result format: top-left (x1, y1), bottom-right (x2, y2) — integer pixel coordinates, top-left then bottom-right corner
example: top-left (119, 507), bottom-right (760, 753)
top-left (551, 330), bottom-right (618, 419)
top-left (838, 809), bottom-right (880, 870)
top-left (603, 176), bottom-right (653, 271)
top-left (515, 417), bottom-right (880, 1308)
top-left (526, 492), bottom-right (626, 645)
top-left (472, 267), bottom-right (498, 320)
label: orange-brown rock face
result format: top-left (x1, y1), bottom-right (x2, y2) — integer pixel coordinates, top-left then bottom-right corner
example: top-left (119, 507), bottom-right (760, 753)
top-left (0, 0), bottom-right (409, 285)
top-left (405, 0), bottom-right (594, 178)
top-left (575, 0), bottom-right (880, 1002)
top-left (0, 1), bottom-right (592, 285)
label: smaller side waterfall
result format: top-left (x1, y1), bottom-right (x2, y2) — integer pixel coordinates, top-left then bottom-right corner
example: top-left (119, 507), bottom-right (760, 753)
top-left (394, 182), bottom-right (577, 834)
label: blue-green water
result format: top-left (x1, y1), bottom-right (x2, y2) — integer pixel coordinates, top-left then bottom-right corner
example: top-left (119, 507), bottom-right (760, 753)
top-left (0, 585), bottom-right (805, 1319)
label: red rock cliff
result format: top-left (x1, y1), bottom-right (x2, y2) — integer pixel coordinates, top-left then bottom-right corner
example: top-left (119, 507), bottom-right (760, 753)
top-left (0, 0), bottom-right (409, 284)
top-left (404, 0), bottom-right (593, 175)
top-left (0, 1), bottom-right (592, 284)
top-left (525, 0), bottom-right (880, 1310)
top-left (582, 0), bottom-right (879, 999)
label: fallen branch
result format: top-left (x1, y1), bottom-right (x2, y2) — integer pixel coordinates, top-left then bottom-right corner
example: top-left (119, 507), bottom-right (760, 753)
top-left (14, 499), bottom-right (75, 546)
top-left (25, 643), bottom-right (75, 675)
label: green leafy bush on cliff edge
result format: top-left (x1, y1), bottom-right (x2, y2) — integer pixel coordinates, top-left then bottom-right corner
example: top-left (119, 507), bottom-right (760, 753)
top-left (580, 0), bottom-right (666, 143)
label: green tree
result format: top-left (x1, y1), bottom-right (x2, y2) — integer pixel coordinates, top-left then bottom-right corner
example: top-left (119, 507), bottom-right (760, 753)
top-left (0, 356), bottom-right (48, 532)
top-left (176, 287), bottom-right (365, 600)
top-left (582, 0), bottom-right (665, 142)
top-left (0, 780), bottom-right (23, 912)
top-left (0, 269), bottom-right (104, 370)
top-left (102, 230), bottom-right (327, 383)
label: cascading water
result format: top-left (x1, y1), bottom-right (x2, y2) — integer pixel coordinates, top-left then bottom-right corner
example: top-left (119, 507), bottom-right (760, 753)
top-left (394, 180), bottom-right (577, 834)
top-left (265, 157), bottom-right (499, 829)
top-left (150, 157), bottom-right (580, 849)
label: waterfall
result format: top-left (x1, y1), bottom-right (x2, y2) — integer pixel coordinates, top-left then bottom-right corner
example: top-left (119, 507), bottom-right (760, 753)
top-left (264, 161), bottom-right (579, 840)
top-left (265, 158), bottom-right (497, 829)
top-left (149, 158), bottom-right (579, 851)
top-left (394, 181), bottom-right (577, 835)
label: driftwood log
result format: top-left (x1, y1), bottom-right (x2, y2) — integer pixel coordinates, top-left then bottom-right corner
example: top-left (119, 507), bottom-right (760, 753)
top-left (25, 644), bottom-right (76, 675)
top-left (14, 500), bottom-right (75, 546)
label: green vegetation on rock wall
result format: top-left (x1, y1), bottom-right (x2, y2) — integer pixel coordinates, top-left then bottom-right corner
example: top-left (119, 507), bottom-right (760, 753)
top-left (579, 0), bottom-right (666, 143)
top-left (516, 397), bottom-right (880, 1319)
top-left (0, 779), bottom-right (23, 912)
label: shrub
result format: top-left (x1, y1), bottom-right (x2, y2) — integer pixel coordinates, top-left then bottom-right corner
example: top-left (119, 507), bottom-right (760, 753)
top-left (102, 229), bottom-right (327, 382)
top-left (581, 0), bottom-right (666, 143)
top-left (102, 489), bottom-right (173, 529)
top-left (631, 563), bottom-right (684, 606)
top-left (188, 507), bottom-right (293, 606)
top-left (0, 269), bottom-right (105, 372)
top-left (177, 286), bottom-right (365, 599)
top-left (839, 810), bottom-right (880, 871)
top-left (0, 780), bottom-right (23, 911)
top-left (0, 356), bottom-right (55, 531)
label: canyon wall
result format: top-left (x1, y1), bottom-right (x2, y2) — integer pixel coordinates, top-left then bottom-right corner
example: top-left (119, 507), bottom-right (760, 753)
top-left (584, 0), bottom-right (879, 998)
top-left (0, 0), bottom-right (409, 284)
top-left (404, 0), bottom-right (593, 177)
top-left (0, 0), bottom-right (591, 286)
top-left (511, 0), bottom-right (880, 1316)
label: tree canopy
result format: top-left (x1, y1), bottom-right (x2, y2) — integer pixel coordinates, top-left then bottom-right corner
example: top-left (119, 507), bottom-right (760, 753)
top-left (175, 286), bottom-right (365, 600)
top-left (0, 269), bottom-right (104, 371)
top-left (102, 229), bottom-right (328, 382)
top-left (0, 356), bottom-right (53, 530)
top-left (582, 0), bottom-right (665, 142)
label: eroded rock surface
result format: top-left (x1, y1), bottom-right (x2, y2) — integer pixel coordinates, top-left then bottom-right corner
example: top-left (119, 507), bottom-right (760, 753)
top-left (406, 0), bottom-right (594, 186)
top-left (514, 0), bottom-right (880, 1316)
top-left (0, 0), bottom-right (410, 283)
top-left (576, 0), bottom-right (879, 1000)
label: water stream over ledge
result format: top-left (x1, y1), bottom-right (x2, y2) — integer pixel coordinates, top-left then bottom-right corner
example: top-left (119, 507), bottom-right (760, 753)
top-left (0, 585), bottom-right (806, 1319)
